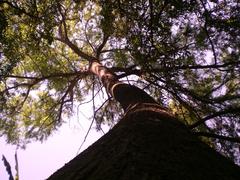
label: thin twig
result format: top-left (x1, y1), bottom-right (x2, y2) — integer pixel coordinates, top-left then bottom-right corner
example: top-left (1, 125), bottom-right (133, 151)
top-left (84, 17), bottom-right (96, 53)
top-left (76, 76), bottom-right (96, 154)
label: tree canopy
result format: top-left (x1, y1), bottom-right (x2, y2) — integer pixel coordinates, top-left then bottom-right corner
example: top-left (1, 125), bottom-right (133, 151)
top-left (0, 0), bottom-right (240, 164)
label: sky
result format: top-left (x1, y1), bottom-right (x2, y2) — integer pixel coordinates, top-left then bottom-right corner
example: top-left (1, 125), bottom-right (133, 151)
top-left (0, 104), bottom-right (109, 180)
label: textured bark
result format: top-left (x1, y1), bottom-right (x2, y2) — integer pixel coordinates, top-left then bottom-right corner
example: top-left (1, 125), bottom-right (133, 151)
top-left (89, 61), bottom-right (156, 111)
top-left (89, 61), bottom-right (119, 95)
top-left (47, 103), bottom-right (240, 180)
top-left (47, 62), bottom-right (240, 179)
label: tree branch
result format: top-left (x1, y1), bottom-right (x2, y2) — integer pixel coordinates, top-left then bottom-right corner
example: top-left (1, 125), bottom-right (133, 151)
top-left (108, 61), bottom-right (240, 79)
top-left (55, 36), bottom-right (95, 61)
top-left (193, 132), bottom-right (240, 143)
top-left (189, 106), bottom-right (240, 129)
top-left (1, 1), bottom-right (40, 19)
top-left (55, 3), bottom-right (95, 61)
top-left (199, 0), bottom-right (218, 65)
top-left (4, 71), bottom-right (90, 80)
top-left (96, 34), bottom-right (109, 58)
top-left (77, 78), bottom-right (96, 154)
top-left (175, 61), bottom-right (240, 70)
top-left (2, 155), bottom-right (14, 180)
top-left (56, 76), bottom-right (80, 122)
top-left (84, 17), bottom-right (96, 53)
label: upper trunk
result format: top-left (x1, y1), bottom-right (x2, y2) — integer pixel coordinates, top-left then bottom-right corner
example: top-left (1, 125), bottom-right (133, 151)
top-left (89, 61), bottom-right (156, 111)
top-left (47, 62), bottom-right (240, 179)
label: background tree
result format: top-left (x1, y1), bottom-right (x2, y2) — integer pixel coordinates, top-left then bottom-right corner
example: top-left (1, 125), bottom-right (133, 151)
top-left (0, 0), bottom-right (239, 168)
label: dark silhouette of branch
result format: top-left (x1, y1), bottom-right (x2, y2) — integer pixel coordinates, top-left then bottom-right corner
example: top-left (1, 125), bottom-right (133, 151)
top-left (1, 82), bottom-right (32, 94)
top-left (77, 78), bottom-right (96, 154)
top-left (84, 17), bottom-right (96, 53)
top-left (2, 71), bottom-right (90, 110)
top-left (56, 76), bottom-right (80, 123)
top-left (198, 0), bottom-right (218, 65)
top-left (55, 3), bottom-right (95, 61)
top-left (110, 60), bottom-right (240, 79)
top-left (2, 155), bottom-right (14, 180)
top-left (112, 67), bottom-right (142, 79)
top-left (193, 132), bottom-right (240, 143)
top-left (100, 48), bottom-right (132, 54)
top-left (76, 82), bottom-right (111, 154)
top-left (211, 94), bottom-right (240, 103)
top-left (190, 107), bottom-right (240, 129)
top-left (96, 34), bottom-right (109, 58)
top-left (4, 70), bottom-right (90, 80)
top-left (55, 36), bottom-right (95, 61)
top-left (77, 84), bottom-right (104, 108)
top-left (14, 149), bottom-right (19, 180)
top-left (1, 1), bottom-right (40, 19)
top-left (36, 79), bottom-right (79, 135)
top-left (174, 61), bottom-right (240, 70)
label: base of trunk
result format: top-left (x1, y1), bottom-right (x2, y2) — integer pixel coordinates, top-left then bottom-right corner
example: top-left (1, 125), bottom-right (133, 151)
top-left (48, 104), bottom-right (240, 180)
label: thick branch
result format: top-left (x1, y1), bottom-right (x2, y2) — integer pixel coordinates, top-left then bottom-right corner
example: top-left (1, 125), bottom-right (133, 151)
top-left (55, 37), bottom-right (95, 61)
top-left (175, 61), bottom-right (240, 70)
top-left (96, 34), bottom-right (109, 58)
top-left (1, 1), bottom-right (40, 19)
top-left (199, 0), bottom-right (217, 64)
top-left (110, 61), bottom-right (240, 79)
top-left (193, 132), bottom-right (240, 143)
top-left (2, 155), bottom-right (14, 180)
top-left (55, 3), bottom-right (95, 61)
top-left (5, 71), bottom-right (90, 80)
top-left (190, 106), bottom-right (240, 129)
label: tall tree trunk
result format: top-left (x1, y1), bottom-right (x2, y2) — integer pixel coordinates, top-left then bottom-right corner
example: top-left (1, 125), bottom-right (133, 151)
top-left (47, 62), bottom-right (240, 180)
top-left (89, 61), bottom-right (157, 111)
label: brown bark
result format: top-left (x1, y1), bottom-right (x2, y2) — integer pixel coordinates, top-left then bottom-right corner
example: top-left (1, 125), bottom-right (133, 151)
top-left (89, 61), bottom-right (156, 111)
top-left (47, 62), bottom-right (240, 179)
top-left (47, 103), bottom-right (240, 180)
top-left (89, 61), bottom-right (119, 95)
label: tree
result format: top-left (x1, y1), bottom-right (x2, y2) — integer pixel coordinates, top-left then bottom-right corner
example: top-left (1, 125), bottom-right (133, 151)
top-left (0, 0), bottom-right (240, 178)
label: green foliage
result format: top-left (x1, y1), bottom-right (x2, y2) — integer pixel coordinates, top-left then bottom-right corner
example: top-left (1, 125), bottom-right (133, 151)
top-left (0, 0), bottom-right (239, 164)
top-left (0, 11), bottom-right (8, 38)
